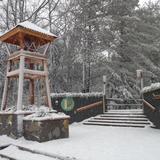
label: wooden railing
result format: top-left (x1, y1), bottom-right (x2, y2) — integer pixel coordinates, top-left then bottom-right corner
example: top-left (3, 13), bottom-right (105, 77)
top-left (75, 101), bottom-right (103, 113)
top-left (143, 99), bottom-right (156, 112)
top-left (142, 99), bottom-right (160, 128)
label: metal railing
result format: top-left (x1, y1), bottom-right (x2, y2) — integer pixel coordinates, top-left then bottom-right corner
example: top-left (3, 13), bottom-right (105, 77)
top-left (105, 98), bottom-right (143, 111)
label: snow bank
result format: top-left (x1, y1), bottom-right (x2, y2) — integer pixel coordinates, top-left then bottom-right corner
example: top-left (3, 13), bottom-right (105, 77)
top-left (0, 145), bottom-right (56, 160)
top-left (51, 92), bottom-right (103, 98)
top-left (23, 112), bottom-right (70, 121)
top-left (0, 124), bottom-right (160, 160)
top-left (23, 105), bottom-right (69, 121)
top-left (142, 83), bottom-right (160, 93)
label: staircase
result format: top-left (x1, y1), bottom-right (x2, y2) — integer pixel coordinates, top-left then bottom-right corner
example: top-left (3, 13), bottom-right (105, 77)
top-left (83, 109), bottom-right (151, 128)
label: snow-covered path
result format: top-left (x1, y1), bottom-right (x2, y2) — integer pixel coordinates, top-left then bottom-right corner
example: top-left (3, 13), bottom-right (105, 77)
top-left (0, 123), bottom-right (160, 160)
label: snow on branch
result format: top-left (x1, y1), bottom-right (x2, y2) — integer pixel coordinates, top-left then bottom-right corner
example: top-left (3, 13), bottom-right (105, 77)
top-left (51, 92), bottom-right (103, 98)
top-left (142, 83), bottom-right (160, 93)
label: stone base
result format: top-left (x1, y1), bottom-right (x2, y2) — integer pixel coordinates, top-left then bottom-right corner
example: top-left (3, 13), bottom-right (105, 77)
top-left (23, 118), bottom-right (69, 142)
top-left (0, 112), bottom-right (33, 138)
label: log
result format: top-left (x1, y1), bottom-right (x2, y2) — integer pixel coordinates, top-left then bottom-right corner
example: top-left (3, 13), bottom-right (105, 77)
top-left (143, 99), bottom-right (156, 111)
top-left (76, 101), bottom-right (103, 113)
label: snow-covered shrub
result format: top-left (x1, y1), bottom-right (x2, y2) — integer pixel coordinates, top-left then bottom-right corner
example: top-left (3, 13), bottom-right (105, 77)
top-left (51, 92), bottom-right (103, 98)
top-left (142, 83), bottom-right (160, 93)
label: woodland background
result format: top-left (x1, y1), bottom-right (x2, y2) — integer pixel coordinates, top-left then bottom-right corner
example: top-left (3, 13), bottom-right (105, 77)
top-left (0, 0), bottom-right (160, 102)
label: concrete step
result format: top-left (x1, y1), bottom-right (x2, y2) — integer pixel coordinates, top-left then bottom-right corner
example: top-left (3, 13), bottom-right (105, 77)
top-left (104, 112), bottom-right (144, 115)
top-left (100, 114), bottom-right (146, 118)
top-left (83, 109), bottom-right (151, 128)
top-left (94, 117), bottom-right (149, 121)
top-left (83, 121), bottom-right (145, 128)
top-left (106, 109), bottom-right (143, 113)
top-left (88, 119), bottom-right (151, 125)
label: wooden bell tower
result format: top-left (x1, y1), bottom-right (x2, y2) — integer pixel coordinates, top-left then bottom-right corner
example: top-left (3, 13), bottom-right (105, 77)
top-left (0, 21), bottom-right (57, 111)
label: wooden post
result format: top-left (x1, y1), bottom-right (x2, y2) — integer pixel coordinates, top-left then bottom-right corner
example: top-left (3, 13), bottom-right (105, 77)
top-left (5, 44), bottom-right (11, 56)
top-left (140, 74), bottom-right (144, 99)
top-left (43, 43), bottom-right (50, 55)
top-left (44, 61), bottom-right (52, 109)
top-left (1, 61), bottom-right (10, 110)
top-left (82, 61), bottom-right (86, 93)
top-left (136, 70), bottom-right (143, 99)
top-left (29, 79), bottom-right (35, 105)
top-left (29, 63), bottom-right (34, 105)
top-left (17, 55), bottom-right (25, 111)
top-left (103, 75), bottom-right (107, 113)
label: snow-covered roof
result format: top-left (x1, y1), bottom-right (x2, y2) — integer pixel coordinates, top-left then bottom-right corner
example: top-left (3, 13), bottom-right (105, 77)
top-left (51, 92), bottom-right (103, 98)
top-left (0, 21), bottom-right (57, 39)
top-left (142, 83), bottom-right (160, 93)
top-left (16, 21), bottom-right (57, 37)
top-left (0, 21), bottom-right (57, 46)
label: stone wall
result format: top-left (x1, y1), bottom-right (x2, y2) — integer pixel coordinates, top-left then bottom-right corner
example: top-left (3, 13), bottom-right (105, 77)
top-left (23, 118), bottom-right (69, 142)
top-left (0, 112), bottom-right (33, 138)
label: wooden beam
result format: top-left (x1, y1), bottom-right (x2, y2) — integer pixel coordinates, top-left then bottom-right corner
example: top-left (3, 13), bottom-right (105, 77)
top-left (29, 63), bottom-right (34, 105)
top-left (9, 53), bottom-right (47, 61)
top-left (24, 69), bottom-right (47, 76)
top-left (17, 55), bottom-right (25, 111)
top-left (4, 44), bottom-right (11, 56)
top-left (24, 74), bottom-right (43, 80)
top-left (0, 26), bottom-right (57, 46)
top-left (19, 33), bottom-right (25, 49)
top-left (25, 58), bottom-right (43, 65)
top-left (143, 99), bottom-right (156, 111)
top-left (21, 28), bottom-right (54, 41)
top-left (0, 27), bottom-right (20, 42)
top-left (1, 61), bottom-right (10, 110)
top-left (44, 61), bottom-right (52, 108)
top-left (76, 101), bottom-right (103, 113)
top-left (43, 43), bottom-right (50, 55)
top-left (23, 51), bottom-right (47, 58)
top-left (8, 51), bottom-right (21, 59)
top-left (7, 69), bottom-right (19, 77)
top-left (29, 79), bottom-right (35, 105)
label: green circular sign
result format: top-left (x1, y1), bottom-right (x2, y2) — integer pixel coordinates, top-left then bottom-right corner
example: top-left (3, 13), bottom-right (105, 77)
top-left (61, 97), bottom-right (75, 111)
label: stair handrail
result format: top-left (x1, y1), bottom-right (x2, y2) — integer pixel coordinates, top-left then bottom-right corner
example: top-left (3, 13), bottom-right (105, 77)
top-left (106, 98), bottom-right (143, 101)
top-left (75, 101), bottom-right (103, 113)
top-left (107, 104), bottom-right (142, 106)
top-left (143, 99), bottom-right (156, 111)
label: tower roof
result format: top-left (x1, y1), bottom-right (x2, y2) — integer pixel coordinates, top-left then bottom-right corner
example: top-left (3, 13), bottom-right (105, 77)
top-left (0, 21), bottom-right (58, 48)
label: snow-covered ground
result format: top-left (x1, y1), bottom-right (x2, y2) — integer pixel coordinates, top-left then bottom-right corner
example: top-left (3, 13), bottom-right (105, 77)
top-left (0, 123), bottom-right (160, 160)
